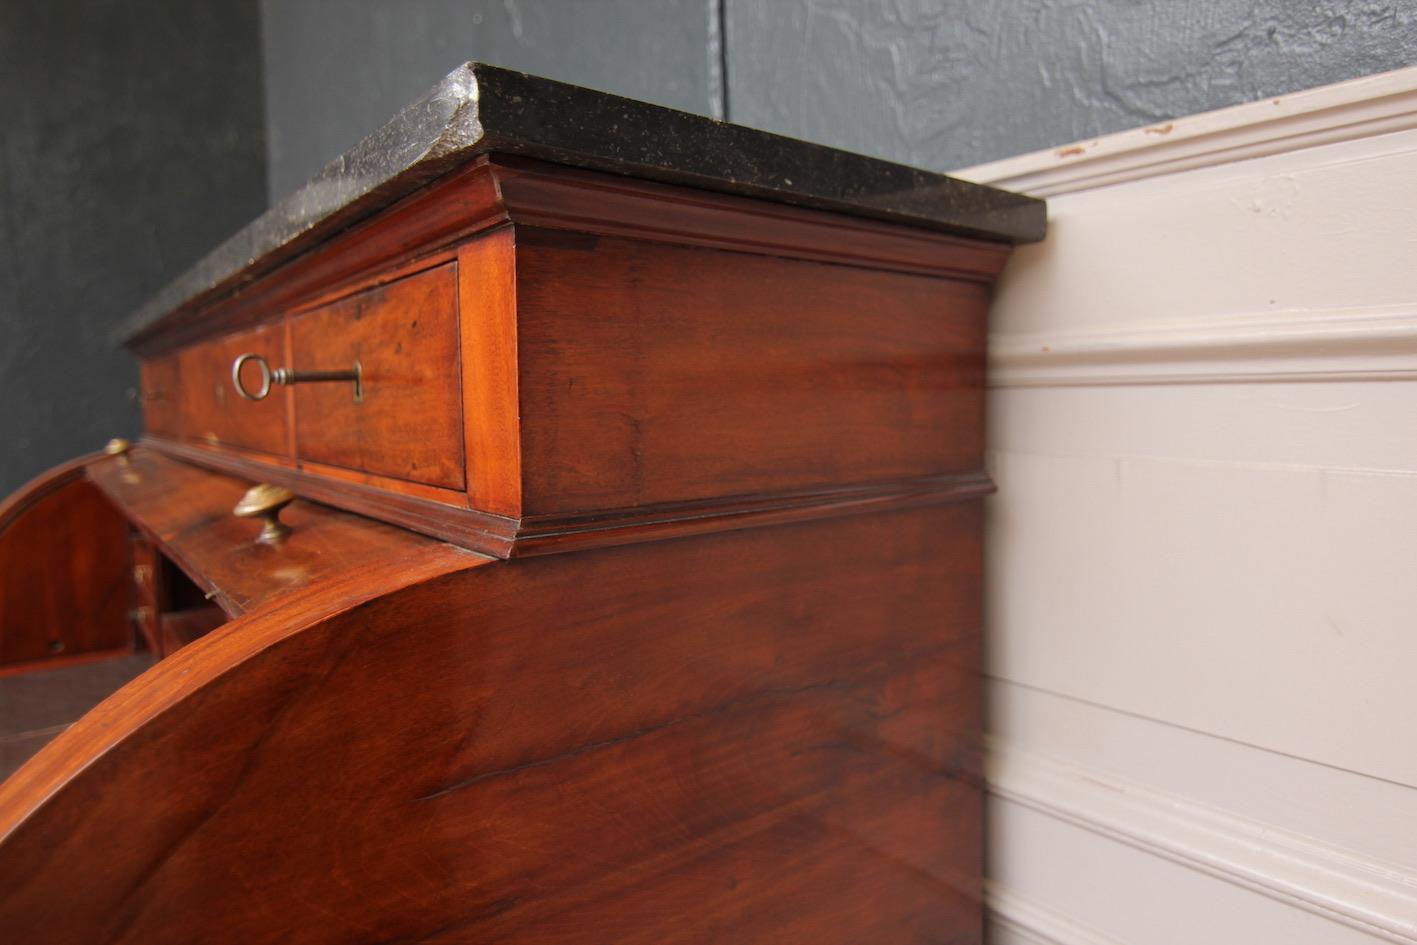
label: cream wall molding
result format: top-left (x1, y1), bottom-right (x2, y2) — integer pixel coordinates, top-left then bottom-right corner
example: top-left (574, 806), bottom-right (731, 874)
top-left (978, 63), bottom-right (1417, 945)
top-left (986, 740), bottom-right (1417, 944)
top-left (955, 66), bottom-right (1417, 196)
top-left (986, 883), bottom-right (1127, 945)
top-left (989, 303), bottom-right (1417, 388)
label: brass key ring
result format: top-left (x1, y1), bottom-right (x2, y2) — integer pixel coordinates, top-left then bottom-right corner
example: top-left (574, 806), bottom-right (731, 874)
top-left (232, 353), bottom-right (363, 403)
top-left (232, 353), bottom-right (276, 401)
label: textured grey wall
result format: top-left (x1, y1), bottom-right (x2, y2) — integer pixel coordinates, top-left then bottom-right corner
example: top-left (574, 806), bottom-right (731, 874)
top-left (726, 0), bottom-right (1417, 172)
top-left (260, 0), bottom-right (720, 199)
top-left (261, 0), bottom-right (1417, 192)
top-left (0, 1), bottom-right (267, 496)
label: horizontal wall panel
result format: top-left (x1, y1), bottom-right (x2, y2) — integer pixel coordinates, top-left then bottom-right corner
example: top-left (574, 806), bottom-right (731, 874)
top-left (988, 795), bottom-right (1395, 945)
top-left (988, 447), bottom-right (1417, 789)
top-left (970, 67), bottom-right (1417, 943)
top-left (987, 126), bottom-right (1417, 338)
top-left (990, 380), bottom-right (1417, 473)
top-left (990, 680), bottom-right (1417, 871)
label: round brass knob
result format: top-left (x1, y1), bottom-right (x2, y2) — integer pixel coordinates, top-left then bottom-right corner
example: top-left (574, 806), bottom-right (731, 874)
top-left (104, 437), bottom-right (133, 457)
top-left (233, 483), bottom-right (295, 544)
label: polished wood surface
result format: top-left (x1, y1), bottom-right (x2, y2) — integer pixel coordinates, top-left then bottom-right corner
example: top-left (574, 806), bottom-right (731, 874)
top-left (157, 605), bottom-right (226, 655)
top-left (0, 502), bottom-right (980, 944)
top-left (0, 454), bottom-right (131, 668)
top-left (86, 449), bottom-right (482, 617)
top-left (514, 226), bottom-right (988, 514)
top-left (129, 536), bottom-right (165, 655)
top-left (2, 143), bottom-right (1018, 942)
top-left (492, 154), bottom-right (1010, 281)
top-left (291, 261), bottom-right (465, 489)
top-left (132, 157), bottom-right (1001, 557)
top-left (177, 320), bottom-right (290, 456)
top-left (458, 226), bottom-right (523, 517)
top-left (0, 654), bottom-right (152, 780)
top-left (137, 356), bottom-right (180, 438)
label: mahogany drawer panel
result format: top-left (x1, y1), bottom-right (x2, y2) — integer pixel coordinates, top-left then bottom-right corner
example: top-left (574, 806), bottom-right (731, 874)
top-left (514, 232), bottom-right (989, 515)
top-left (138, 356), bottom-right (180, 438)
top-left (176, 322), bottom-right (290, 457)
top-left (290, 263), bottom-right (465, 490)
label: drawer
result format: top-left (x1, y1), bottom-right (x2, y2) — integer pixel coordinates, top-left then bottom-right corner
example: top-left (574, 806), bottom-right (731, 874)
top-left (290, 263), bottom-right (464, 489)
top-left (178, 322), bottom-right (290, 456)
top-left (138, 355), bottom-right (180, 438)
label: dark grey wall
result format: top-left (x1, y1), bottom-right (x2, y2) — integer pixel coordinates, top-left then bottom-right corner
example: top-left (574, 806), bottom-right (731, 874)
top-left (726, 0), bottom-right (1417, 172)
top-left (0, 1), bottom-right (267, 496)
top-left (261, 0), bottom-right (1417, 195)
top-left (260, 0), bottom-right (720, 199)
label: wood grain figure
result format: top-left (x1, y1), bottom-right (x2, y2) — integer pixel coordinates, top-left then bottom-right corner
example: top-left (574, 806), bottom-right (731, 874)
top-left (0, 69), bottom-right (1040, 944)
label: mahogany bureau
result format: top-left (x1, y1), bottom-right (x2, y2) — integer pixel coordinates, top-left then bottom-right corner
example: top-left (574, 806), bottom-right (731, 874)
top-left (0, 64), bottom-right (1044, 943)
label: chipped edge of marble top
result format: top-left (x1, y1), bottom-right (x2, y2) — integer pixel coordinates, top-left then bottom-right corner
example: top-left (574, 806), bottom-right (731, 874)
top-left (119, 62), bottom-right (1046, 346)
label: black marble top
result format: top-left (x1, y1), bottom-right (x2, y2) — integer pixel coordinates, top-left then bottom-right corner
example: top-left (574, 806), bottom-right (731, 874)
top-left (121, 62), bottom-right (1045, 345)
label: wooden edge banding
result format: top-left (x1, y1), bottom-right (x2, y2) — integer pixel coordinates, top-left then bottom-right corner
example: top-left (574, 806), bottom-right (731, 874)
top-left (142, 437), bottom-right (993, 559)
top-left (507, 472), bottom-right (996, 557)
top-left (292, 458), bottom-right (469, 507)
top-left (143, 437), bottom-right (521, 554)
top-left (0, 545), bottom-right (487, 845)
top-left (489, 157), bottom-right (1012, 283)
top-left (128, 157), bottom-right (1011, 357)
top-left (458, 227), bottom-right (523, 516)
top-left (0, 452), bottom-right (108, 535)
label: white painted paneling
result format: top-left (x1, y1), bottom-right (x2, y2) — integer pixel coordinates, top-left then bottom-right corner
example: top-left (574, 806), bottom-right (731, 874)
top-left (990, 681), bottom-right (1417, 871)
top-left (990, 382), bottom-right (1417, 473)
top-left (956, 66), bottom-right (1417, 943)
top-left (989, 448), bottom-right (1417, 788)
top-left (984, 126), bottom-right (1417, 338)
top-left (989, 800), bottom-right (1390, 945)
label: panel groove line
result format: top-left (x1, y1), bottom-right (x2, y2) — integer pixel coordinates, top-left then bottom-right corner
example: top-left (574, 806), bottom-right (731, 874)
top-left (991, 303), bottom-right (1417, 388)
top-left (986, 739), bottom-right (1417, 944)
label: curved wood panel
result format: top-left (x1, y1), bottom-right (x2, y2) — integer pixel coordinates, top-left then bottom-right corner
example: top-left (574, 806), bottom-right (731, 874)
top-left (0, 503), bottom-right (982, 944)
top-left (0, 453), bottom-right (131, 667)
top-left (87, 448), bottom-right (481, 617)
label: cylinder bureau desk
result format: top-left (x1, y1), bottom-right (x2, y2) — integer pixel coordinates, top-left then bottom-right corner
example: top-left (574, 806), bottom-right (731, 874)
top-left (0, 64), bottom-right (1044, 944)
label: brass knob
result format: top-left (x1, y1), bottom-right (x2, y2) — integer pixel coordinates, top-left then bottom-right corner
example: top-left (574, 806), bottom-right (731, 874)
top-left (105, 437), bottom-right (133, 458)
top-left (233, 483), bottom-right (295, 544)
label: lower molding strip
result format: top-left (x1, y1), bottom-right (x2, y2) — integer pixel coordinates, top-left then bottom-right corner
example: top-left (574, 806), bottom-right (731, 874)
top-left (986, 739), bottom-right (1417, 943)
top-left (986, 882), bottom-right (1126, 945)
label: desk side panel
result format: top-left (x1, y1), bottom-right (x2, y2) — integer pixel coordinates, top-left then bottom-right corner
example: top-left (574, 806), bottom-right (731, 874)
top-left (0, 502), bottom-right (983, 945)
top-left (514, 228), bottom-right (990, 516)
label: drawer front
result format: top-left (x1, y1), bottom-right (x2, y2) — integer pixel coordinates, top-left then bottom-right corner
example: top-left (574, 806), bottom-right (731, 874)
top-left (177, 322), bottom-right (290, 456)
top-left (138, 355), bottom-right (181, 438)
top-left (290, 263), bottom-right (464, 489)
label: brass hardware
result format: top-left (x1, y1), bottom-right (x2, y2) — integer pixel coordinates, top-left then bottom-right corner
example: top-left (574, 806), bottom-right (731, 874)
top-left (105, 437), bottom-right (140, 482)
top-left (232, 353), bottom-right (363, 404)
top-left (233, 483), bottom-right (296, 544)
top-left (105, 438), bottom-right (134, 468)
